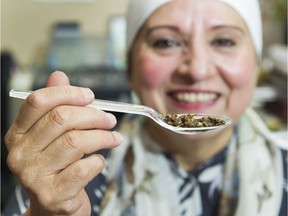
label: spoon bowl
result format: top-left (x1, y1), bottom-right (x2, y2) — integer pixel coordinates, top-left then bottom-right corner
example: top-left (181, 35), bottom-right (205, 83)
top-left (9, 89), bottom-right (232, 135)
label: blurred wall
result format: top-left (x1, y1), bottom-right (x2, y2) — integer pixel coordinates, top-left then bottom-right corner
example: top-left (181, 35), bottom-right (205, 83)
top-left (1, 0), bottom-right (286, 67)
top-left (1, 0), bottom-right (129, 67)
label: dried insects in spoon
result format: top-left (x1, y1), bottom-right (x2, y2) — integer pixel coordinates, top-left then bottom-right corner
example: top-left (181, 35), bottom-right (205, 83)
top-left (162, 113), bottom-right (226, 128)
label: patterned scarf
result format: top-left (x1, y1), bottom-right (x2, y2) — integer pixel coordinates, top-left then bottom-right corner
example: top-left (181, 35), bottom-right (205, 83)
top-left (99, 108), bottom-right (283, 216)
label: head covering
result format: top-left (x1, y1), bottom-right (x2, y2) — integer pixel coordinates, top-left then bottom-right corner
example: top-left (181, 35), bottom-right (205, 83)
top-left (126, 0), bottom-right (263, 59)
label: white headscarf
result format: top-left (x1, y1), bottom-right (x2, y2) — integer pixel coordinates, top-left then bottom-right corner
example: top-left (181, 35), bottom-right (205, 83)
top-left (126, 0), bottom-right (263, 59)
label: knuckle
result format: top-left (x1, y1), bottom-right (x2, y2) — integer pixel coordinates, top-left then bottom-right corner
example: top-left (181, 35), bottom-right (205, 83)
top-left (61, 85), bottom-right (73, 98)
top-left (4, 124), bottom-right (25, 149)
top-left (49, 106), bottom-right (71, 128)
top-left (35, 191), bottom-right (57, 208)
top-left (6, 148), bottom-right (22, 174)
top-left (25, 92), bottom-right (46, 110)
top-left (7, 148), bottom-right (39, 188)
top-left (52, 179), bottom-right (66, 197)
top-left (70, 162), bottom-right (87, 181)
top-left (62, 130), bottom-right (79, 150)
top-left (4, 129), bottom-right (15, 150)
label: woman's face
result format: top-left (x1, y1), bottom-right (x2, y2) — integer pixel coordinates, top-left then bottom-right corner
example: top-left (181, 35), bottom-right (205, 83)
top-left (130, 0), bottom-right (259, 135)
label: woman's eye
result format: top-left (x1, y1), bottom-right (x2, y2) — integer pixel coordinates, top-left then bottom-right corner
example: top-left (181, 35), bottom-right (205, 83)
top-left (152, 39), bottom-right (181, 49)
top-left (212, 38), bottom-right (235, 47)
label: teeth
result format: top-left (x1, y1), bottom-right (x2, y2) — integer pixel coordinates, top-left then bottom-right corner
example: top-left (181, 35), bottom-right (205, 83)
top-left (174, 92), bottom-right (217, 103)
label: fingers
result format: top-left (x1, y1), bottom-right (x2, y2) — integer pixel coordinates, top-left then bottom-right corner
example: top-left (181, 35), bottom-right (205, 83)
top-left (52, 154), bottom-right (105, 200)
top-left (13, 86), bottom-right (95, 135)
top-left (46, 71), bottom-right (70, 87)
top-left (42, 129), bottom-right (122, 172)
top-left (20, 105), bottom-right (117, 152)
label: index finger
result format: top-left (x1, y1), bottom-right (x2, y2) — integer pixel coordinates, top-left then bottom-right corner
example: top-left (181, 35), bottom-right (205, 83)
top-left (13, 86), bottom-right (95, 134)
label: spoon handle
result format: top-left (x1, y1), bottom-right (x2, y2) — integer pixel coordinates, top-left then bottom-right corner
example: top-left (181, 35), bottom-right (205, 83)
top-left (9, 89), bottom-right (152, 117)
top-left (9, 89), bottom-right (31, 100)
top-left (90, 99), bottom-right (153, 117)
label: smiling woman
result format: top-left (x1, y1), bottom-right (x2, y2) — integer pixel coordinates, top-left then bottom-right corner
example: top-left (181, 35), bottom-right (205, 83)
top-left (130, 0), bottom-right (258, 126)
top-left (3, 0), bottom-right (287, 216)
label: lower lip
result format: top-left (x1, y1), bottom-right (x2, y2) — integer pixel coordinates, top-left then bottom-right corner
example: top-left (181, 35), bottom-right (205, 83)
top-left (167, 95), bottom-right (219, 111)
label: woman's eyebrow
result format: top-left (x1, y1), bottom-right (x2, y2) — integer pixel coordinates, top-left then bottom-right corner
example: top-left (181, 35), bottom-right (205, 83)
top-left (211, 25), bottom-right (245, 35)
top-left (145, 24), bottom-right (245, 38)
top-left (147, 24), bottom-right (244, 33)
top-left (146, 25), bottom-right (180, 35)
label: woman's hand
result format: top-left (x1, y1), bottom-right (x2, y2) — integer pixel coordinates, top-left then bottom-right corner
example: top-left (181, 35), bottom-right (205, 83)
top-left (4, 71), bottom-right (122, 215)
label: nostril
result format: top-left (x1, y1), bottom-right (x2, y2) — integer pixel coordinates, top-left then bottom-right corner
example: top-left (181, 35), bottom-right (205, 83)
top-left (179, 57), bottom-right (214, 81)
top-left (177, 61), bottom-right (212, 81)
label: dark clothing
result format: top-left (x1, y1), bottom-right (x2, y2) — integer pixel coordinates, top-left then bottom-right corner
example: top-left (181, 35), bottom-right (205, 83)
top-left (3, 148), bottom-right (287, 216)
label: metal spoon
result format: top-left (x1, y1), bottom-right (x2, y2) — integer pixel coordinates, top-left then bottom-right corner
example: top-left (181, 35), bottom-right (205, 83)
top-left (9, 89), bottom-right (232, 135)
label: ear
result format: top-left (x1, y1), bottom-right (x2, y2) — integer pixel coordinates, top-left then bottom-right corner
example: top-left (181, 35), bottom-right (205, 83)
top-left (46, 71), bottom-right (70, 87)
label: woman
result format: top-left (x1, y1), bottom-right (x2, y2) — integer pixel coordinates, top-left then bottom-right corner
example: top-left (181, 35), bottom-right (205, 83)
top-left (3, 0), bottom-right (287, 215)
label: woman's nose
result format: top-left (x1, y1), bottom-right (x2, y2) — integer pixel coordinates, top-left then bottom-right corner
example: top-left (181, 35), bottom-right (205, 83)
top-left (178, 43), bottom-right (215, 80)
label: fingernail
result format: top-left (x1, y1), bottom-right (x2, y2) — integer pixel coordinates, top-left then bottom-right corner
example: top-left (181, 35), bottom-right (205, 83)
top-left (106, 113), bottom-right (117, 125)
top-left (112, 131), bottom-right (123, 144)
top-left (80, 88), bottom-right (94, 99)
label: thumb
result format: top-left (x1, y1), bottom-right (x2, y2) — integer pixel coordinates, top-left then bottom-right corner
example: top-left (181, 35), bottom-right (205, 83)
top-left (46, 71), bottom-right (70, 87)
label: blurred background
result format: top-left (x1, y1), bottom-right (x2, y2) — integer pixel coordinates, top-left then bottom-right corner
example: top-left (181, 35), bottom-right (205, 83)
top-left (1, 0), bottom-right (287, 211)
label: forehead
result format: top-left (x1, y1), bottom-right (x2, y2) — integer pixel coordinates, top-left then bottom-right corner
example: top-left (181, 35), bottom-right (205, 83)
top-left (144, 0), bottom-right (248, 33)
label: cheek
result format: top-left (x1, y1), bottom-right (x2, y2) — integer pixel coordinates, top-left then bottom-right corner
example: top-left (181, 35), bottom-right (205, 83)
top-left (133, 53), bottom-right (176, 88)
top-left (221, 56), bottom-right (258, 89)
top-left (220, 55), bottom-right (258, 121)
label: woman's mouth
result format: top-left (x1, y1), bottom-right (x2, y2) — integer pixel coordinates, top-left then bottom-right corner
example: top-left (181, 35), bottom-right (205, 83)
top-left (173, 92), bottom-right (217, 103)
top-left (168, 91), bottom-right (219, 110)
